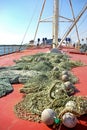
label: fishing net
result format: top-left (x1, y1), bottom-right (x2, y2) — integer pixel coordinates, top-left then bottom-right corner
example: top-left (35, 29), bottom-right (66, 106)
top-left (14, 91), bottom-right (87, 121)
top-left (12, 52), bottom-right (87, 122)
top-left (0, 78), bottom-right (13, 97)
top-left (80, 44), bottom-right (87, 52)
top-left (0, 52), bottom-right (87, 123)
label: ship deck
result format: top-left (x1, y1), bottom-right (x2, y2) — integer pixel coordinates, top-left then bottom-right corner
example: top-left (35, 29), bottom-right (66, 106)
top-left (0, 46), bottom-right (87, 130)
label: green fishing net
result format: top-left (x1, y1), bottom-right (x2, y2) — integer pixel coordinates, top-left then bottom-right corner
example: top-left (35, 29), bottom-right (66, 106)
top-left (0, 52), bottom-right (87, 122)
top-left (0, 78), bottom-right (13, 97)
top-left (13, 52), bottom-right (87, 121)
top-left (80, 44), bottom-right (87, 52)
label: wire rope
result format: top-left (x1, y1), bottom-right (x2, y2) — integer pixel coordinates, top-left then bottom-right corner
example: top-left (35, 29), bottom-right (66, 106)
top-left (70, 13), bottom-right (87, 39)
top-left (69, 1), bottom-right (87, 38)
top-left (77, 13), bottom-right (87, 29)
top-left (19, 0), bottom-right (41, 51)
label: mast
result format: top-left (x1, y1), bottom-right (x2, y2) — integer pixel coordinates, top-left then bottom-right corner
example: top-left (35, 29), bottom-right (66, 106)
top-left (33, 0), bottom-right (86, 48)
top-left (58, 4), bottom-right (87, 47)
top-left (52, 0), bottom-right (59, 48)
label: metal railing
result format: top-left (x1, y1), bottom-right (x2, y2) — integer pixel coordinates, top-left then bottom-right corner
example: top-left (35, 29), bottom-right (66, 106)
top-left (0, 45), bottom-right (27, 56)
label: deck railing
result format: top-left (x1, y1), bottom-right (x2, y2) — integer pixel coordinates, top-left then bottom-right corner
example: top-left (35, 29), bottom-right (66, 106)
top-left (0, 45), bottom-right (27, 56)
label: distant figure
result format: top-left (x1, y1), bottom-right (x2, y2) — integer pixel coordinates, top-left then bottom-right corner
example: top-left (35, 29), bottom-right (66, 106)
top-left (37, 38), bottom-right (40, 46)
top-left (37, 43), bottom-right (39, 46)
top-left (73, 43), bottom-right (75, 48)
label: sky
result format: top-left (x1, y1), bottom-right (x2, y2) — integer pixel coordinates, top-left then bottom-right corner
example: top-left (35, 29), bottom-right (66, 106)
top-left (0, 0), bottom-right (87, 45)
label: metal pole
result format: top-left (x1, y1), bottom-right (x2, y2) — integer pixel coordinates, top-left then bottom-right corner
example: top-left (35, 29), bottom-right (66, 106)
top-left (69, 0), bottom-right (80, 48)
top-left (58, 4), bottom-right (87, 47)
top-left (34, 0), bottom-right (46, 42)
top-left (52, 0), bottom-right (59, 48)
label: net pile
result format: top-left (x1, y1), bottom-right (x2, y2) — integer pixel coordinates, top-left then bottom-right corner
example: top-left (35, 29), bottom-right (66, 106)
top-left (80, 44), bottom-right (87, 52)
top-left (13, 52), bottom-right (87, 121)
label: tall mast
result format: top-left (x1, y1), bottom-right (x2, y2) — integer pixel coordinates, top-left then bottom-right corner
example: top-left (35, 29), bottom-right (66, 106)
top-left (52, 0), bottom-right (59, 48)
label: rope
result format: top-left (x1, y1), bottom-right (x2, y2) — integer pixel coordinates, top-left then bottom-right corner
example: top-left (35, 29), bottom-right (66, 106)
top-left (69, 9), bottom-right (87, 38)
top-left (78, 13), bottom-right (87, 29)
top-left (18, 1), bottom-right (40, 51)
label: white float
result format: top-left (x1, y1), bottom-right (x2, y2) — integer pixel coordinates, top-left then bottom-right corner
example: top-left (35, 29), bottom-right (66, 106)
top-left (41, 108), bottom-right (56, 125)
top-left (62, 112), bottom-right (78, 128)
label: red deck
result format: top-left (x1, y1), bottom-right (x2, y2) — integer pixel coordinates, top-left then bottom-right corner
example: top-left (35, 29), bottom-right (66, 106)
top-left (0, 47), bottom-right (87, 130)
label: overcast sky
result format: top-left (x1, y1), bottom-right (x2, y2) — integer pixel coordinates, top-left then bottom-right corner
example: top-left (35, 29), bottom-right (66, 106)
top-left (0, 0), bottom-right (87, 45)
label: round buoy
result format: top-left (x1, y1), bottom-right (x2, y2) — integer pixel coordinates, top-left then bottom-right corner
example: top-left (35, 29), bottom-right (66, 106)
top-left (62, 112), bottom-right (77, 128)
top-left (62, 74), bottom-right (68, 82)
top-left (41, 109), bottom-right (56, 125)
top-left (64, 81), bottom-right (72, 90)
top-left (62, 70), bottom-right (68, 75)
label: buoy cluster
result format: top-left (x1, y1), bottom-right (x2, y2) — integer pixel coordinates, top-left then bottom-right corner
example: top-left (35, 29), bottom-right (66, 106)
top-left (61, 70), bottom-right (75, 95)
top-left (41, 106), bottom-right (78, 128)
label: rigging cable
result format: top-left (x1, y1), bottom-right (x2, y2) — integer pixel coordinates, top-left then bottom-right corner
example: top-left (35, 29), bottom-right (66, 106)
top-left (70, 13), bottom-right (87, 39)
top-left (18, 0), bottom-right (40, 51)
top-left (78, 13), bottom-right (87, 29)
top-left (69, 1), bottom-right (87, 38)
top-left (69, 0), bottom-right (80, 47)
